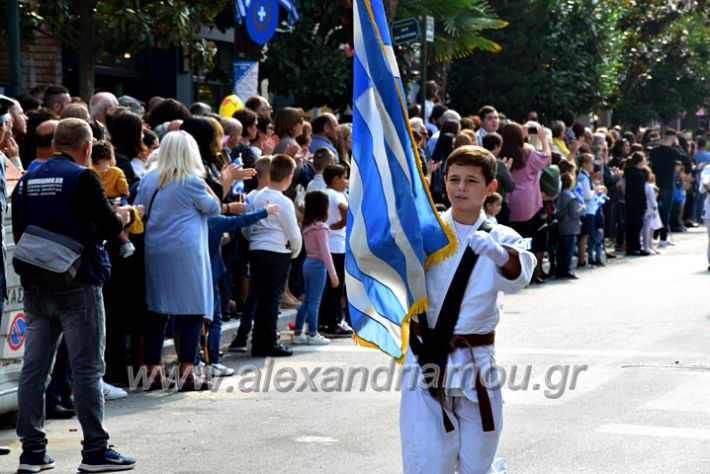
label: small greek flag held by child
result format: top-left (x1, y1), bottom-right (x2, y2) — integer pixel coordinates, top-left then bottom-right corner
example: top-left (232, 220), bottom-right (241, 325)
top-left (346, 0), bottom-right (456, 362)
top-left (589, 192), bottom-right (609, 215)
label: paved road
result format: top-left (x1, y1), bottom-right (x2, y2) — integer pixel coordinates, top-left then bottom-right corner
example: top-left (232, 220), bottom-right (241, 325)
top-left (0, 229), bottom-right (709, 473)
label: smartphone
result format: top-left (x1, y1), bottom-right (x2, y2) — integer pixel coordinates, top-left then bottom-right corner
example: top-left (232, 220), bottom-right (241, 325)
top-left (528, 126), bottom-right (538, 135)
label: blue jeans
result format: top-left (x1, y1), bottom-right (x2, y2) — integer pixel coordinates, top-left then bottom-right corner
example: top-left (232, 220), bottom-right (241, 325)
top-left (556, 234), bottom-right (576, 275)
top-left (17, 284), bottom-right (109, 456)
top-left (587, 229), bottom-right (603, 263)
top-left (207, 278), bottom-right (223, 364)
top-left (295, 257), bottom-right (327, 333)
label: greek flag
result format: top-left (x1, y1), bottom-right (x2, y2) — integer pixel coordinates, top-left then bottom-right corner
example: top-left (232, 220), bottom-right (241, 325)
top-left (235, 0), bottom-right (300, 25)
top-left (347, 0), bottom-right (456, 362)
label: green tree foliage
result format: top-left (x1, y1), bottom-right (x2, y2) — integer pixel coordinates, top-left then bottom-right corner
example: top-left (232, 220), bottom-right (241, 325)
top-left (613, 1), bottom-right (710, 126)
top-left (446, 0), bottom-right (550, 119)
top-left (16, 0), bottom-right (228, 99)
top-left (261, 1), bottom-right (353, 112)
top-left (262, 0), bottom-right (504, 111)
top-left (393, 0), bottom-right (506, 92)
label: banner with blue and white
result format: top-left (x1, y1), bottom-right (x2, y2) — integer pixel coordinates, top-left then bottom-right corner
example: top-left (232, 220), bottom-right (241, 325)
top-left (346, 0), bottom-right (456, 362)
top-left (235, 0), bottom-right (299, 26)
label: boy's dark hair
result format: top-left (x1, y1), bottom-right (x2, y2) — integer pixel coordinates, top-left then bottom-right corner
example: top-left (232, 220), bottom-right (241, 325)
top-left (270, 154), bottom-right (296, 182)
top-left (302, 190), bottom-right (330, 227)
top-left (560, 172), bottom-right (574, 190)
top-left (592, 163), bottom-right (602, 174)
top-left (697, 136), bottom-right (707, 149)
top-left (483, 192), bottom-right (502, 208)
top-left (481, 132), bottom-right (502, 151)
top-left (445, 145), bottom-right (497, 184)
top-left (324, 164), bottom-right (346, 186)
top-left (313, 147), bottom-right (335, 173)
top-left (91, 140), bottom-right (114, 162)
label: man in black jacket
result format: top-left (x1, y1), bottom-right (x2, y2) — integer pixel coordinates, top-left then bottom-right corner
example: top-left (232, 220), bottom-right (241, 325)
top-left (625, 152), bottom-right (649, 256)
top-left (12, 118), bottom-right (136, 473)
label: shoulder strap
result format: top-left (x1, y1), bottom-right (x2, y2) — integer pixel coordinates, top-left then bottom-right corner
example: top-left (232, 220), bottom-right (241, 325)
top-left (412, 220), bottom-right (493, 354)
top-left (142, 188), bottom-right (160, 226)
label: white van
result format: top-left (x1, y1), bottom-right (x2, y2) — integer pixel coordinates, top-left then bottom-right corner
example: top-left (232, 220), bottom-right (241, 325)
top-left (0, 222), bottom-right (25, 415)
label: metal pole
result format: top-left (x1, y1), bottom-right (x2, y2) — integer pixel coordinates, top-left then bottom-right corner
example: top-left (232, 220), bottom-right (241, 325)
top-left (420, 17), bottom-right (427, 122)
top-left (7, 0), bottom-right (22, 96)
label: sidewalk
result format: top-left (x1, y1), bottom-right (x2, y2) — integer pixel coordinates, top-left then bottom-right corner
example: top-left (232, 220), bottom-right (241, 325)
top-left (162, 306), bottom-right (299, 352)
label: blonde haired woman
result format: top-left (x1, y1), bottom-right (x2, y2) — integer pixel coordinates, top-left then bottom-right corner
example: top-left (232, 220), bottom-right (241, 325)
top-left (335, 123), bottom-right (352, 174)
top-left (135, 130), bottom-right (221, 391)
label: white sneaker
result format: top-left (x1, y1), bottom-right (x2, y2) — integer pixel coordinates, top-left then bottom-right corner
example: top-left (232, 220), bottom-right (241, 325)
top-left (307, 333), bottom-right (331, 345)
top-left (337, 320), bottom-right (353, 332)
top-left (120, 241), bottom-right (136, 258)
top-left (195, 361), bottom-right (206, 377)
top-left (659, 240), bottom-right (669, 248)
top-left (667, 239), bottom-right (676, 246)
top-left (292, 333), bottom-right (309, 345)
top-left (102, 380), bottom-right (127, 400)
top-left (209, 363), bottom-right (235, 377)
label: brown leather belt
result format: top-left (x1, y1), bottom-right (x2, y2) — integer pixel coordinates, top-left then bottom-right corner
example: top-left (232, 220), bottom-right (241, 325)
top-left (410, 320), bottom-right (495, 348)
top-left (410, 319), bottom-right (496, 432)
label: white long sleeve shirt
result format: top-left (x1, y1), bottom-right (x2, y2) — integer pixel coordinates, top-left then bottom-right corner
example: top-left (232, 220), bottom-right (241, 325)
top-left (408, 211), bottom-right (536, 401)
top-left (242, 187), bottom-right (302, 258)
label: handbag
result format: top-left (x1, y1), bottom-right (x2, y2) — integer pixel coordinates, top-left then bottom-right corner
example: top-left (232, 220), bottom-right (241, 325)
top-left (13, 225), bottom-right (84, 290)
top-left (12, 174), bottom-right (85, 290)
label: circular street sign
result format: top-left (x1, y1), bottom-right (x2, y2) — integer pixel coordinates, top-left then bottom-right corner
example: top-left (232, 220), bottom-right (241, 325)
top-left (7, 312), bottom-right (26, 351)
top-left (246, 0), bottom-right (279, 45)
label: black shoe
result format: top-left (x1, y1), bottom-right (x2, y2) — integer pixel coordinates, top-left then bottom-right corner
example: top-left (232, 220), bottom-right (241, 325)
top-left (177, 375), bottom-right (213, 392)
top-left (557, 272), bottom-right (579, 280)
top-left (577, 261), bottom-right (587, 268)
top-left (591, 260), bottom-right (605, 267)
top-left (626, 250), bottom-right (641, 256)
top-left (322, 327), bottom-right (354, 338)
top-left (639, 249), bottom-right (651, 256)
top-left (605, 252), bottom-right (616, 259)
top-left (530, 275), bottom-right (545, 284)
top-left (46, 405), bottom-right (75, 419)
top-left (251, 344), bottom-right (293, 357)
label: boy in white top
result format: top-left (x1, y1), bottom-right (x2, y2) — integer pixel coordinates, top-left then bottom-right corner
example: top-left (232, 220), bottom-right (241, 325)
top-left (306, 147), bottom-right (335, 193)
top-left (242, 154), bottom-right (302, 357)
top-left (318, 164), bottom-right (352, 337)
top-left (245, 156), bottom-right (272, 204)
top-left (400, 145), bottom-right (535, 474)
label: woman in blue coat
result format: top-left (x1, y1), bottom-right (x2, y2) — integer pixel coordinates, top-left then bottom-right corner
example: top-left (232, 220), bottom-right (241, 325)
top-left (135, 130), bottom-right (221, 391)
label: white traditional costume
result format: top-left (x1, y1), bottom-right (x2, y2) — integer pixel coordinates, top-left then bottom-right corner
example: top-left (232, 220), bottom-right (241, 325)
top-left (400, 210), bottom-right (536, 474)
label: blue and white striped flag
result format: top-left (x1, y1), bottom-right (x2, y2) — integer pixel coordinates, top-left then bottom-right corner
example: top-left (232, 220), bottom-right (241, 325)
top-left (347, 0), bottom-right (456, 362)
top-left (235, 0), bottom-right (299, 25)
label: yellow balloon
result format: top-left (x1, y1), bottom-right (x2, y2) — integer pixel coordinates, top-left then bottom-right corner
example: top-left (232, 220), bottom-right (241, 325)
top-left (219, 95), bottom-right (244, 117)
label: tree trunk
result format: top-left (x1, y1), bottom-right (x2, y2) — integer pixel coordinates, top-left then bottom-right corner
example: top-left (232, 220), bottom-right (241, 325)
top-left (429, 60), bottom-right (452, 102)
top-left (78, 0), bottom-right (95, 101)
top-left (384, 0), bottom-right (399, 22)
